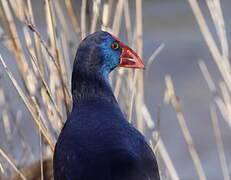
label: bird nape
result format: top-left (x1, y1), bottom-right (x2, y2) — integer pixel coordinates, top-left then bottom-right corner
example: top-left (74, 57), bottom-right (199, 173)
top-left (53, 31), bottom-right (160, 180)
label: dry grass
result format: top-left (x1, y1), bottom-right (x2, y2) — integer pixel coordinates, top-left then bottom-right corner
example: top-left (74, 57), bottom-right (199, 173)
top-left (0, 0), bottom-right (230, 180)
top-left (164, 75), bottom-right (206, 180)
top-left (0, 0), bottom-right (163, 179)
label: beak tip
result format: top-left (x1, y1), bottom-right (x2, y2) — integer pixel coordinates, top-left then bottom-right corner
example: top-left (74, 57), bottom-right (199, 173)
top-left (117, 41), bottom-right (145, 69)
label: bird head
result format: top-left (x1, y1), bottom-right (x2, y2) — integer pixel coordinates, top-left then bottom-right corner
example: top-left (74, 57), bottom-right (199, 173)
top-left (73, 31), bottom-right (144, 79)
top-left (72, 31), bottom-right (144, 102)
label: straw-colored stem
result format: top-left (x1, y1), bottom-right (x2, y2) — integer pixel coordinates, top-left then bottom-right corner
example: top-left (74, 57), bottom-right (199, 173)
top-left (1, 0), bottom-right (31, 93)
top-left (27, 49), bottom-right (63, 123)
top-left (0, 163), bottom-right (5, 174)
top-left (113, 69), bottom-right (125, 98)
top-left (187, 0), bottom-right (231, 94)
top-left (112, 0), bottom-right (124, 36)
top-left (0, 55), bottom-right (55, 151)
top-left (206, 0), bottom-right (229, 59)
top-left (128, 70), bottom-right (138, 123)
top-left (39, 130), bottom-right (44, 180)
top-left (64, 0), bottom-right (81, 39)
top-left (81, 0), bottom-right (87, 39)
top-left (135, 0), bottom-right (144, 133)
top-left (25, 21), bottom-right (58, 67)
top-left (146, 43), bottom-right (165, 78)
top-left (198, 60), bottom-right (217, 93)
top-left (165, 75), bottom-right (207, 180)
top-left (26, 21), bottom-right (72, 114)
top-left (123, 0), bottom-right (132, 44)
top-left (44, 0), bottom-right (71, 115)
top-left (156, 138), bottom-right (180, 180)
top-left (210, 105), bottom-right (230, 180)
top-left (90, 0), bottom-right (101, 33)
top-left (0, 148), bottom-right (27, 180)
top-left (26, 0), bottom-right (45, 75)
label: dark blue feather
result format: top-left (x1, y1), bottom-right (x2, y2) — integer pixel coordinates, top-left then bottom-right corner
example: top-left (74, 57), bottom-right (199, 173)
top-left (54, 31), bottom-right (160, 180)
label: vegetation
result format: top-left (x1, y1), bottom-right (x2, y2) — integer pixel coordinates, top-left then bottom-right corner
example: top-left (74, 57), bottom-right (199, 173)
top-left (0, 0), bottom-right (230, 179)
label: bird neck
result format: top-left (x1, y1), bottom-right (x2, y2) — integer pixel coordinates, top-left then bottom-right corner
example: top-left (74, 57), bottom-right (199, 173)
top-left (71, 71), bottom-right (117, 105)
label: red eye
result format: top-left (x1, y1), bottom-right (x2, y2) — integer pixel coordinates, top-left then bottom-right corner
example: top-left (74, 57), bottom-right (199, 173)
top-left (111, 42), bottom-right (120, 50)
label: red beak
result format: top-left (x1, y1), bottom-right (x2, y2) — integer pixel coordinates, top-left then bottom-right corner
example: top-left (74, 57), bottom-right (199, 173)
top-left (111, 35), bottom-right (144, 69)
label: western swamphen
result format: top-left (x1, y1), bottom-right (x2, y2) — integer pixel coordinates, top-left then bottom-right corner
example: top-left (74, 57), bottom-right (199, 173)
top-left (53, 31), bottom-right (160, 180)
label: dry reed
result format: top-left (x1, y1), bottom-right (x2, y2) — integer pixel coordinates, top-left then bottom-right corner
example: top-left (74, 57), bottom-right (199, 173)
top-left (0, 1), bottom-right (165, 179)
top-left (0, 0), bottom-right (230, 179)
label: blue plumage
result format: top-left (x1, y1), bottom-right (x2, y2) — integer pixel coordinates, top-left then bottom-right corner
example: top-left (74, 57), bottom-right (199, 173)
top-left (99, 35), bottom-right (121, 78)
top-left (53, 31), bottom-right (160, 180)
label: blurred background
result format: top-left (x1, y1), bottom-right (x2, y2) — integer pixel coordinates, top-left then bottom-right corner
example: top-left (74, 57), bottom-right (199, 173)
top-left (0, 0), bottom-right (230, 179)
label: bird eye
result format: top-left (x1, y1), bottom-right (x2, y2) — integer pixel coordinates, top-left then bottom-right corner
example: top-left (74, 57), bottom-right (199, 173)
top-left (111, 42), bottom-right (119, 50)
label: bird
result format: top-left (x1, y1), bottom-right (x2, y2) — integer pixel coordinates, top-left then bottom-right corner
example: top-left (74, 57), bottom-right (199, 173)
top-left (53, 31), bottom-right (160, 180)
